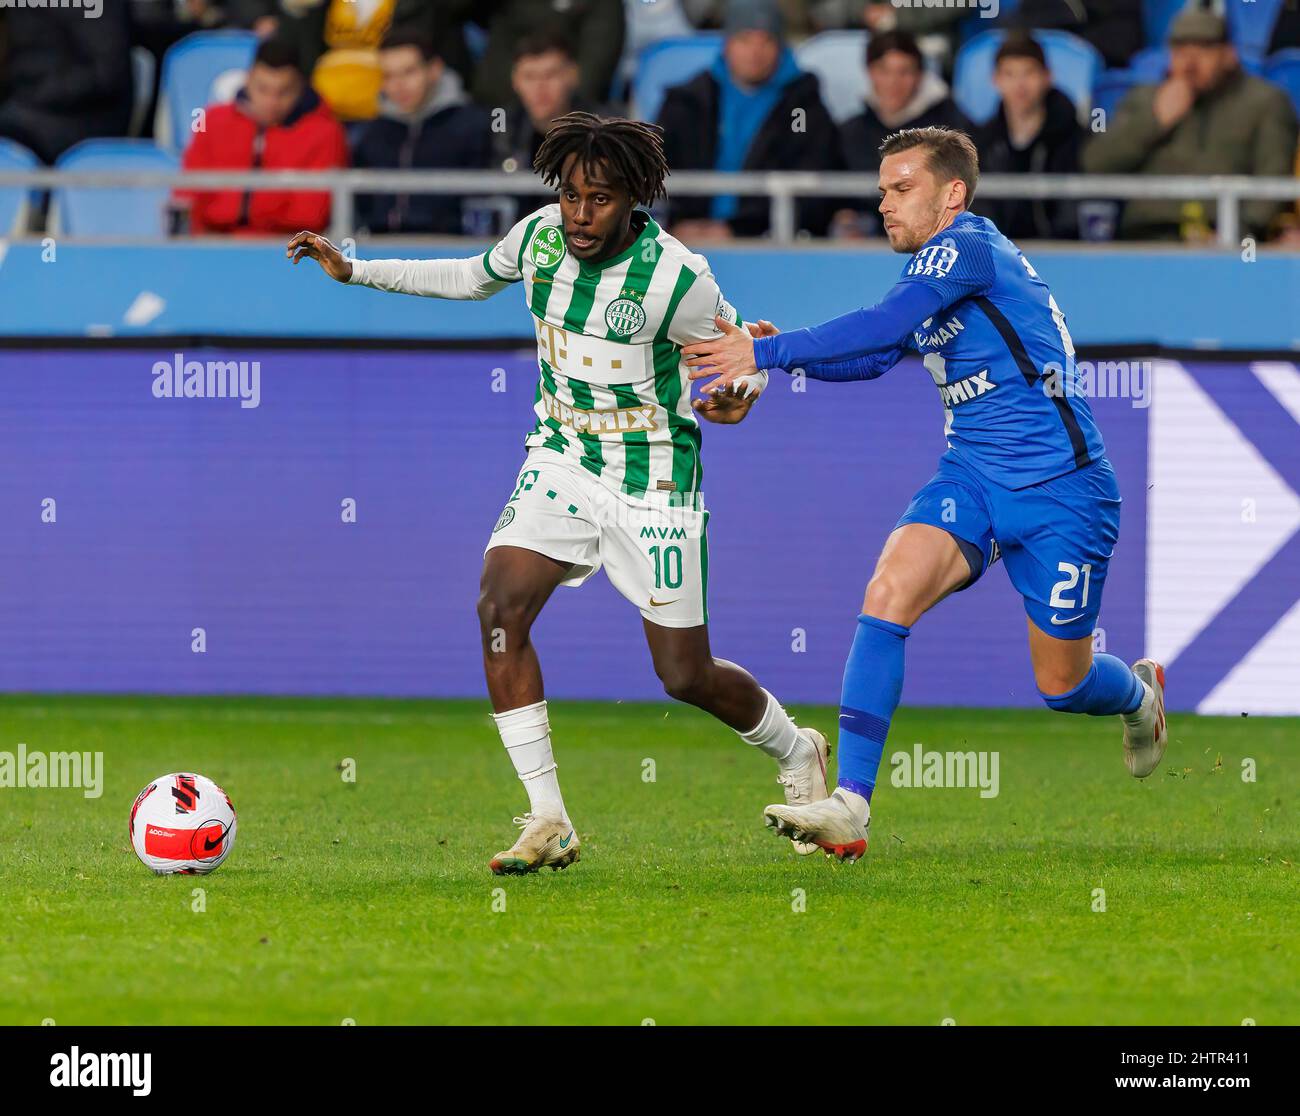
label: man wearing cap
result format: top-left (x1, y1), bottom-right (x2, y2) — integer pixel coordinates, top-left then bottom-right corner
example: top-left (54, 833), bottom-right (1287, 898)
top-left (657, 0), bottom-right (841, 239)
top-left (1082, 4), bottom-right (1297, 241)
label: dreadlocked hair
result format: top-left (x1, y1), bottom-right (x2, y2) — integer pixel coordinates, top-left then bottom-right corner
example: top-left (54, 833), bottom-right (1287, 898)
top-left (533, 112), bottom-right (669, 207)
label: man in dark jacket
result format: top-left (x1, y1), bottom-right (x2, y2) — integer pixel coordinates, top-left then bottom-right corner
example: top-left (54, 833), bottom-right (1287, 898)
top-left (352, 27), bottom-right (491, 234)
top-left (833, 30), bottom-right (966, 237)
top-left (656, 0), bottom-right (841, 238)
top-left (456, 0), bottom-right (625, 107)
top-left (1081, 6), bottom-right (1298, 240)
top-left (972, 32), bottom-right (1082, 240)
top-left (0, 0), bottom-right (132, 163)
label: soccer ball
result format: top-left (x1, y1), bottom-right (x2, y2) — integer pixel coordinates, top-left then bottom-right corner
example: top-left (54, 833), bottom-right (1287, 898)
top-left (129, 772), bottom-right (237, 875)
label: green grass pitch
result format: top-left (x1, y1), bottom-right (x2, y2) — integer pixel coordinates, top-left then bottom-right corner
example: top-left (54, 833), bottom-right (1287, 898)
top-left (1, 694), bottom-right (1295, 1025)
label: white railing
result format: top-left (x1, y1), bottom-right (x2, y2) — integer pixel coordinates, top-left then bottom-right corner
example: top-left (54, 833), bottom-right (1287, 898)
top-left (1, 168), bottom-right (1297, 248)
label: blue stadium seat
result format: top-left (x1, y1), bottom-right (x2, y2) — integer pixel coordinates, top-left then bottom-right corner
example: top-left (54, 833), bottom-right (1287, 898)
top-left (1127, 45), bottom-right (1169, 83)
top-left (631, 34), bottom-right (723, 123)
top-left (795, 31), bottom-right (870, 124)
top-left (1142, 0), bottom-right (1185, 48)
top-left (953, 30), bottom-right (1104, 124)
top-left (1265, 49), bottom-right (1300, 115)
top-left (1228, 0), bottom-right (1284, 64)
top-left (956, 0), bottom-right (1022, 43)
top-left (129, 46), bottom-right (157, 139)
top-left (0, 138), bottom-right (39, 236)
top-left (52, 140), bottom-right (178, 238)
top-left (1092, 70), bottom-right (1141, 122)
top-left (155, 30), bottom-right (258, 153)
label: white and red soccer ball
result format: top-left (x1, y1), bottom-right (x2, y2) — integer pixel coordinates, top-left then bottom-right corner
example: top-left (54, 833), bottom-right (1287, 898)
top-left (129, 773), bottom-right (237, 875)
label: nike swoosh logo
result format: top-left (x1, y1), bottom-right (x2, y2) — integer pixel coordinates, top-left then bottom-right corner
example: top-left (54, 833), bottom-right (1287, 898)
top-left (1050, 613), bottom-right (1086, 625)
top-left (203, 833), bottom-right (224, 851)
top-left (558, 832), bottom-right (574, 849)
top-left (648, 597), bottom-right (679, 607)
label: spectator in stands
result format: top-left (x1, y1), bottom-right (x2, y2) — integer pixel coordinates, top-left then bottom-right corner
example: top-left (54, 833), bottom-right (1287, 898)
top-left (0, 2), bottom-right (133, 164)
top-left (352, 27), bottom-right (490, 235)
top-left (463, 0), bottom-right (626, 107)
top-left (175, 38), bottom-right (348, 235)
top-left (276, 0), bottom-right (465, 123)
top-left (971, 32), bottom-right (1082, 240)
top-left (832, 30), bottom-right (965, 237)
top-left (490, 33), bottom-right (611, 225)
top-left (657, 0), bottom-right (841, 239)
top-left (1081, 7), bottom-right (1299, 241)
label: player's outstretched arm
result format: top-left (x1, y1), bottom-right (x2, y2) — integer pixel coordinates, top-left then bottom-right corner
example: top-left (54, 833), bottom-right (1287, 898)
top-left (687, 281), bottom-right (942, 392)
top-left (285, 231), bottom-right (510, 301)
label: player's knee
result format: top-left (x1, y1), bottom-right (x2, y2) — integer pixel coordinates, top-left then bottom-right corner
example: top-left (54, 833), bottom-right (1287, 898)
top-left (863, 570), bottom-right (919, 625)
top-left (476, 586), bottom-right (531, 645)
top-left (656, 660), bottom-right (711, 707)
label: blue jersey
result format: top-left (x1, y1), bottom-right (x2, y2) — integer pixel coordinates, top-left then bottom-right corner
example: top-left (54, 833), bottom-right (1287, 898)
top-left (753, 211), bottom-right (1107, 490)
top-left (896, 212), bottom-right (1104, 488)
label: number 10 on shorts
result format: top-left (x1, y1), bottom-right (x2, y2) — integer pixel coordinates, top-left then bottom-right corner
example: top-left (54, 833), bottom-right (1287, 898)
top-left (649, 545), bottom-right (683, 589)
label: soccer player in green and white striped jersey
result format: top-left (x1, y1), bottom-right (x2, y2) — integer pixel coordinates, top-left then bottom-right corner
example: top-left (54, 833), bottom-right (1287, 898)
top-left (287, 113), bottom-right (829, 875)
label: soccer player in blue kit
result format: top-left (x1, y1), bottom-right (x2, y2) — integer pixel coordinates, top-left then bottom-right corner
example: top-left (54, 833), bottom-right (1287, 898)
top-left (685, 127), bottom-right (1169, 862)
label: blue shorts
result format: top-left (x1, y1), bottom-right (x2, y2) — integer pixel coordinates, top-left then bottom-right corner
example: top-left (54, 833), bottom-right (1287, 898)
top-left (896, 452), bottom-right (1121, 640)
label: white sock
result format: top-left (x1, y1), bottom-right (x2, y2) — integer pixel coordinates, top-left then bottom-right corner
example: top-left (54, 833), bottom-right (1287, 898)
top-left (738, 688), bottom-right (807, 767)
top-left (492, 700), bottom-right (567, 821)
top-left (834, 786), bottom-right (870, 826)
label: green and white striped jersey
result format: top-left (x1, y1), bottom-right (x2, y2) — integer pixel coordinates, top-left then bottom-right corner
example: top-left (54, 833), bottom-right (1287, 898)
top-left (482, 204), bottom-right (742, 498)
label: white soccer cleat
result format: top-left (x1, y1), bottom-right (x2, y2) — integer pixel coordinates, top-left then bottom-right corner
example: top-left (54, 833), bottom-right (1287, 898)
top-left (775, 727), bottom-right (832, 855)
top-left (1123, 659), bottom-right (1168, 779)
top-left (764, 788), bottom-right (869, 863)
top-left (489, 812), bottom-right (580, 875)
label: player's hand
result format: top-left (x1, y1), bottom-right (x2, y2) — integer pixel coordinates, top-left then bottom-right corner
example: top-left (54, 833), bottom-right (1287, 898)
top-left (1152, 76), bottom-right (1195, 130)
top-left (692, 380), bottom-right (760, 425)
top-left (745, 319), bottom-right (779, 339)
top-left (286, 231), bottom-right (352, 282)
top-left (684, 316), bottom-right (759, 393)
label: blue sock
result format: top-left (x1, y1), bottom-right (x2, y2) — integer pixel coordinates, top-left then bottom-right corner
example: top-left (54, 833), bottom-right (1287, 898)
top-left (837, 614), bottom-right (909, 802)
top-left (1040, 653), bottom-right (1143, 715)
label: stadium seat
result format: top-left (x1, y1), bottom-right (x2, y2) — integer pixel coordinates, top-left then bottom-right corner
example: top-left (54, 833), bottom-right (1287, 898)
top-left (155, 30), bottom-right (258, 153)
top-left (1127, 45), bottom-right (1169, 83)
top-left (129, 47), bottom-right (158, 139)
top-left (795, 31), bottom-right (870, 124)
top-left (1092, 70), bottom-right (1141, 122)
top-left (956, 0), bottom-right (1023, 43)
top-left (630, 34), bottom-right (722, 123)
top-left (51, 140), bottom-right (178, 238)
top-left (1265, 49), bottom-right (1300, 115)
top-left (1228, 0), bottom-right (1284, 64)
top-left (0, 138), bottom-right (39, 237)
top-left (953, 30), bottom-right (1104, 124)
top-left (1142, 0), bottom-right (1185, 48)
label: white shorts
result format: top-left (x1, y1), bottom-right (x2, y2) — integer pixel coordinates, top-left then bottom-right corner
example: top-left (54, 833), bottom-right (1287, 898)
top-left (484, 450), bottom-right (710, 628)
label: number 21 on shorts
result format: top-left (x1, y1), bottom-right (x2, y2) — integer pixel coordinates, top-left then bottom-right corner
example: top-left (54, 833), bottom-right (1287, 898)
top-left (1050, 561), bottom-right (1092, 610)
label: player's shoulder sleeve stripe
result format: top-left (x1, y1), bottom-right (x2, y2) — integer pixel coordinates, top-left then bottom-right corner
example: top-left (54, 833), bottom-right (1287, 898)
top-left (481, 249), bottom-right (516, 284)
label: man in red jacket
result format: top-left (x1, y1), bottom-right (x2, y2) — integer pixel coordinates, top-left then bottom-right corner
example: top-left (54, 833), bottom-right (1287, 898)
top-left (177, 38), bottom-right (348, 236)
